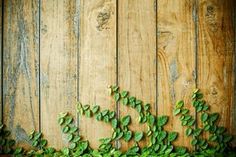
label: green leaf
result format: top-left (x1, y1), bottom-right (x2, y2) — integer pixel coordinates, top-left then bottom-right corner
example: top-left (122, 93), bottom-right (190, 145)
top-left (121, 91), bottom-right (128, 98)
top-left (101, 109), bottom-right (109, 116)
top-left (134, 131), bottom-right (143, 142)
top-left (67, 134), bottom-right (74, 142)
top-left (144, 104), bottom-right (150, 111)
top-left (147, 115), bottom-right (155, 126)
top-left (121, 115), bottom-right (131, 126)
top-left (122, 97), bottom-right (129, 105)
top-left (176, 100), bottom-right (184, 108)
top-left (173, 108), bottom-right (181, 115)
top-left (92, 105), bottom-right (100, 114)
top-left (204, 124), bottom-right (210, 131)
top-left (193, 128), bottom-right (202, 137)
top-left (40, 139), bottom-right (47, 147)
top-left (209, 135), bottom-right (217, 142)
top-left (65, 117), bottom-right (73, 125)
top-left (83, 104), bottom-right (90, 110)
top-left (109, 111), bottom-right (116, 119)
top-left (99, 138), bottom-right (112, 144)
top-left (196, 105), bottom-right (203, 112)
top-left (123, 131), bottom-right (132, 142)
top-left (191, 139), bottom-right (198, 145)
top-left (62, 147), bottom-right (70, 155)
top-left (62, 126), bottom-right (70, 133)
top-left (201, 112), bottom-right (208, 122)
top-left (95, 112), bottom-right (102, 121)
top-left (111, 119), bottom-right (118, 129)
top-left (136, 104), bottom-right (142, 113)
top-left (85, 110), bottom-right (92, 118)
top-left (181, 109), bottom-right (189, 114)
top-left (157, 116), bottom-right (168, 127)
top-left (58, 117), bottom-right (64, 125)
top-left (114, 93), bottom-right (120, 102)
top-left (168, 132), bottom-right (178, 142)
top-left (69, 142), bottom-right (76, 149)
top-left (209, 113), bottom-right (219, 123)
top-left (185, 128), bottom-right (192, 136)
top-left (157, 131), bottom-right (167, 142)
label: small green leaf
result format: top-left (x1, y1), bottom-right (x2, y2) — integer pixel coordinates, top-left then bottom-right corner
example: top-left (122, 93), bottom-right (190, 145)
top-left (122, 97), bottom-right (129, 105)
top-left (114, 93), bottom-right (120, 102)
top-left (173, 108), bottom-right (181, 115)
top-left (181, 109), bottom-right (189, 114)
top-left (121, 115), bottom-right (131, 126)
top-left (67, 134), bottom-right (74, 142)
top-left (201, 112), bottom-right (208, 122)
top-left (111, 119), bottom-right (118, 129)
top-left (191, 139), bottom-right (198, 145)
top-left (123, 131), bottom-right (132, 142)
top-left (121, 91), bottom-right (128, 98)
top-left (176, 100), bottom-right (184, 108)
top-left (92, 105), bottom-right (100, 114)
top-left (62, 126), bottom-right (70, 133)
top-left (186, 128), bottom-right (192, 136)
top-left (157, 131), bottom-right (167, 142)
top-left (168, 132), bottom-right (178, 142)
top-left (157, 116), bottom-right (168, 127)
top-left (134, 131), bottom-right (143, 142)
top-left (95, 112), bottom-right (102, 121)
top-left (85, 110), bottom-right (92, 118)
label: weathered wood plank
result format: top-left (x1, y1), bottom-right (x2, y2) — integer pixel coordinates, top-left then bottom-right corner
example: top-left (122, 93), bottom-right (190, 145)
top-left (40, 0), bottom-right (79, 148)
top-left (79, 0), bottom-right (116, 148)
top-left (197, 0), bottom-right (235, 145)
top-left (157, 0), bottom-right (196, 148)
top-left (118, 0), bottom-right (156, 149)
top-left (0, 0), bottom-right (2, 123)
top-left (3, 0), bottom-right (39, 147)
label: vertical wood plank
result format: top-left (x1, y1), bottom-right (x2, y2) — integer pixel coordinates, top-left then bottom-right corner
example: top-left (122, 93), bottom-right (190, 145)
top-left (157, 0), bottom-right (196, 148)
top-left (0, 0), bottom-right (2, 123)
top-left (118, 0), bottom-right (156, 149)
top-left (79, 0), bottom-right (116, 148)
top-left (197, 0), bottom-right (235, 144)
top-left (40, 0), bottom-right (79, 148)
top-left (3, 0), bottom-right (39, 147)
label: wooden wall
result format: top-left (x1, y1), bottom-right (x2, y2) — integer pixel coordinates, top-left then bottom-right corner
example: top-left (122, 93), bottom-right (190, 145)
top-left (0, 0), bottom-right (235, 150)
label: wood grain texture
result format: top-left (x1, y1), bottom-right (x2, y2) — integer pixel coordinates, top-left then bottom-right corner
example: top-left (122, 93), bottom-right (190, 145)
top-left (197, 0), bottom-right (235, 145)
top-left (0, 0), bottom-right (2, 123)
top-left (79, 0), bottom-right (116, 149)
top-left (157, 0), bottom-right (196, 148)
top-left (40, 0), bottom-right (79, 149)
top-left (118, 0), bottom-right (156, 149)
top-left (3, 0), bottom-right (39, 147)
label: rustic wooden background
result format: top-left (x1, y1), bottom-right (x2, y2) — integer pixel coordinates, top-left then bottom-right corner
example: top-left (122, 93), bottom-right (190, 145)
top-left (0, 0), bottom-right (235, 150)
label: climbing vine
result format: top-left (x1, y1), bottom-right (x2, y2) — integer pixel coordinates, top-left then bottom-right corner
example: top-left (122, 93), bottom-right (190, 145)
top-left (0, 86), bottom-right (235, 157)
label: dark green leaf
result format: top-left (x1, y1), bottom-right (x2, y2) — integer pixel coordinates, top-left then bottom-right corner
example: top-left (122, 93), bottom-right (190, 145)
top-left (134, 131), bottom-right (143, 142)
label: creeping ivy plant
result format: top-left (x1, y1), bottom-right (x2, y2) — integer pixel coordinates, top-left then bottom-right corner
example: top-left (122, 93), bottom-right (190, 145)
top-left (0, 86), bottom-right (235, 157)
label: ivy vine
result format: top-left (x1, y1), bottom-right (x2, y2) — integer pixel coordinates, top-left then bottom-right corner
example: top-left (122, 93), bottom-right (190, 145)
top-left (0, 86), bottom-right (235, 157)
